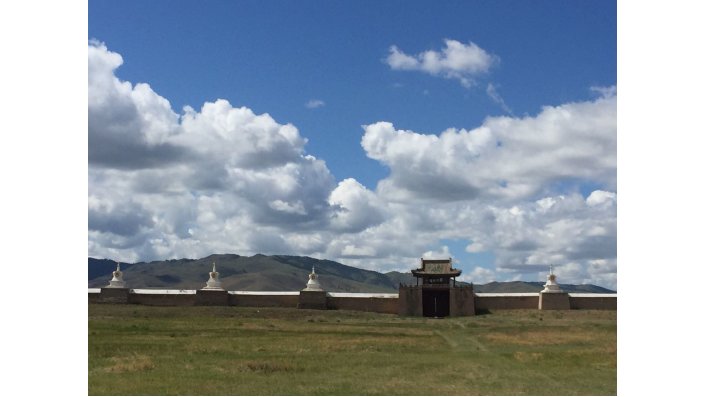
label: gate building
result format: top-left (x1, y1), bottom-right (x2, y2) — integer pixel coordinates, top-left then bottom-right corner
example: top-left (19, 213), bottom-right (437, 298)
top-left (398, 258), bottom-right (475, 317)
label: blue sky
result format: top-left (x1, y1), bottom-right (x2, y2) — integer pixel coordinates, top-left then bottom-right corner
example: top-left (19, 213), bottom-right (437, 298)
top-left (88, 0), bottom-right (617, 288)
top-left (89, 0), bottom-right (615, 186)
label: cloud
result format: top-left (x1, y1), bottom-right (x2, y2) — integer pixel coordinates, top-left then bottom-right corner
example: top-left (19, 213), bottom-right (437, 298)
top-left (328, 178), bottom-right (387, 233)
top-left (88, 41), bottom-right (185, 169)
top-left (341, 244), bottom-right (377, 258)
top-left (178, 100), bottom-right (307, 169)
top-left (317, 189), bottom-right (616, 288)
top-left (459, 267), bottom-right (496, 284)
top-left (88, 197), bottom-right (154, 237)
top-left (361, 89), bottom-right (616, 203)
top-left (350, 87), bottom-right (617, 288)
top-left (496, 193), bottom-right (616, 265)
top-left (88, 42), bottom-right (342, 261)
top-left (305, 99), bottom-right (325, 109)
top-left (385, 39), bottom-right (497, 87)
top-left (586, 190), bottom-right (617, 206)
top-left (422, 245), bottom-right (452, 260)
top-left (88, 42), bottom-right (616, 290)
top-left (590, 85), bottom-right (617, 98)
top-left (486, 83), bottom-right (514, 115)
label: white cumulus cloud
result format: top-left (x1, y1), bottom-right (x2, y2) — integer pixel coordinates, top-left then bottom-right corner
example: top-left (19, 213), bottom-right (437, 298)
top-left (385, 39), bottom-right (497, 87)
top-left (328, 178), bottom-right (387, 233)
top-left (362, 90), bottom-right (616, 203)
top-left (459, 267), bottom-right (496, 284)
top-left (88, 42), bottom-right (341, 261)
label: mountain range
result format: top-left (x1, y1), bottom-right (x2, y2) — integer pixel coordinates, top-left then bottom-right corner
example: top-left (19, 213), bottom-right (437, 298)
top-left (88, 254), bottom-right (615, 293)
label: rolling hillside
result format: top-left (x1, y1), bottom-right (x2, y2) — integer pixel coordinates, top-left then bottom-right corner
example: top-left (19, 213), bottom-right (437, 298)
top-left (89, 254), bottom-right (615, 293)
top-left (88, 254), bottom-right (397, 292)
top-left (472, 281), bottom-right (616, 294)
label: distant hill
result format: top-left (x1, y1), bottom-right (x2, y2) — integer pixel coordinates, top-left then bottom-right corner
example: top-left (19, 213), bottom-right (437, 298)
top-left (88, 254), bottom-right (397, 292)
top-left (383, 271), bottom-right (416, 287)
top-left (472, 281), bottom-right (615, 293)
top-left (88, 258), bottom-right (138, 280)
top-left (88, 254), bottom-right (615, 293)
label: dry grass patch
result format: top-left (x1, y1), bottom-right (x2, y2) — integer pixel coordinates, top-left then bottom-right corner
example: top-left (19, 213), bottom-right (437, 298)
top-left (238, 322), bottom-right (279, 331)
top-left (103, 353), bottom-right (155, 373)
top-left (282, 322), bottom-right (435, 338)
top-left (185, 343), bottom-right (231, 354)
top-left (482, 328), bottom-right (601, 346)
top-left (513, 351), bottom-right (545, 362)
top-left (238, 360), bottom-right (296, 373)
top-left (318, 335), bottom-right (423, 351)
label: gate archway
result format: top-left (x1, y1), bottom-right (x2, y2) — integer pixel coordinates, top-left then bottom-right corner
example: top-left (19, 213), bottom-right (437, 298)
top-left (422, 288), bottom-right (450, 317)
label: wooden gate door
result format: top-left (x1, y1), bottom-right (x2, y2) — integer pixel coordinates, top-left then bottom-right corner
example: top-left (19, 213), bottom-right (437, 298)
top-left (422, 288), bottom-right (450, 317)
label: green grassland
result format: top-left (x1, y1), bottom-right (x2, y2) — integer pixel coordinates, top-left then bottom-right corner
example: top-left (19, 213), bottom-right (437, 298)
top-left (88, 305), bottom-right (616, 395)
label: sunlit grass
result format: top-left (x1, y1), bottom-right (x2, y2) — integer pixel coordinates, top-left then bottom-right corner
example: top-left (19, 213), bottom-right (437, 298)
top-left (89, 305), bottom-right (616, 395)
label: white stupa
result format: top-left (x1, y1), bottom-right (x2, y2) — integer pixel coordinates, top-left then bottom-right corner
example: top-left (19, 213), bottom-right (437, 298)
top-left (106, 262), bottom-right (126, 288)
top-left (202, 262), bottom-right (224, 290)
top-left (302, 266), bottom-right (323, 291)
top-left (541, 265), bottom-right (563, 293)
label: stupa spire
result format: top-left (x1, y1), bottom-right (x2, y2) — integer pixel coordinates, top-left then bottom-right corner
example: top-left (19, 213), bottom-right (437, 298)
top-left (107, 261), bottom-right (126, 288)
top-left (202, 261), bottom-right (224, 290)
top-left (303, 266), bottom-right (323, 291)
top-left (541, 264), bottom-right (563, 293)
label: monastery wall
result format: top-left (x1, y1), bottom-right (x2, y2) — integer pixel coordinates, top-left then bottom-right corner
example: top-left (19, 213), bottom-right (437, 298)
top-left (475, 293), bottom-right (541, 310)
top-left (94, 258), bottom-right (615, 315)
top-left (569, 294), bottom-right (618, 310)
top-left (89, 288), bottom-right (616, 315)
top-left (327, 293), bottom-right (398, 314)
top-left (230, 291), bottom-right (299, 308)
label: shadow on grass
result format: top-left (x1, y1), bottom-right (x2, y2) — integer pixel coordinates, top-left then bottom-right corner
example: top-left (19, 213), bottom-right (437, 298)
top-left (474, 308), bottom-right (493, 315)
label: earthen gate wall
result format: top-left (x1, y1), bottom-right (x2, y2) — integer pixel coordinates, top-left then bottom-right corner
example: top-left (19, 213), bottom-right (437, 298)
top-left (89, 289), bottom-right (616, 314)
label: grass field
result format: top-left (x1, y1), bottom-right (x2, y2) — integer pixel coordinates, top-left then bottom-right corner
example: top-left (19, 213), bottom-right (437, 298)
top-left (88, 304), bottom-right (616, 395)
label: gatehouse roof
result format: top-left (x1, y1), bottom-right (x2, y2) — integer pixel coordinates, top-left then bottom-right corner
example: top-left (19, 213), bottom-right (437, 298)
top-left (411, 258), bottom-right (462, 277)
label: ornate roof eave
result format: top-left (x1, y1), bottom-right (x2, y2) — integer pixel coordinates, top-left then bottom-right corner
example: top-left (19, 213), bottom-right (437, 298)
top-left (411, 269), bottom-right (462, 277)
